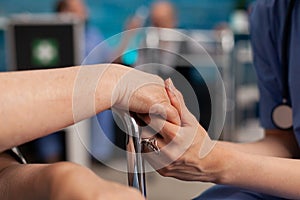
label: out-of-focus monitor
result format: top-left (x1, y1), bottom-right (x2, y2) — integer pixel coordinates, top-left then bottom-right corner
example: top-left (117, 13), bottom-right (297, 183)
top-left (6, 14), bottom-right (84, 70)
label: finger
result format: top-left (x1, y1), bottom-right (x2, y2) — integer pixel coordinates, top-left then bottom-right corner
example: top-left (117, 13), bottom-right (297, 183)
top-left (165, 103), bottom-right (181, 125)
top-left (149, 102), bottom-right (180, 126)
top-left (140, 127), bottom-right (166, 159)
top-left (165, 78), bottom-right (183, 118)
top-left (141, 137), bottom-right (164, 155)
top-left (140, 126), bottom-right (165, 147)
top-left (142, 144), bottom-right (175, 170)
top-left (139, 114), bottom-right (180, 142)
top-left (165, 78), bottom-right (197, 125)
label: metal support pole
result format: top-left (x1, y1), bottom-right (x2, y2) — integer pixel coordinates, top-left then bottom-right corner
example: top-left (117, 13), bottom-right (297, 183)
top-left (122, 113), bottom-right (147, 197)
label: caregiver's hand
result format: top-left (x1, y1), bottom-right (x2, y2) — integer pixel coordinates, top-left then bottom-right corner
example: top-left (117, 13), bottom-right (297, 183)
top-left (101, 64), bottom-right (180, 125)
top-left (141, 79), bottom-right (225, 182)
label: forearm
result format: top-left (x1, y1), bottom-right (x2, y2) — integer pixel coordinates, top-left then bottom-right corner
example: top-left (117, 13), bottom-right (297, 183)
top-left (219, 130), bottom-right (299, 158)
top-left (0, 153), bottom-right (51, 199)
top-left (219, 146), bottom-right (300, 199)
top-left (0, 64), bottom-right (121, 151)
top-left (0, 62), bottom-right (175, 151)
top-left (0, 155), bottom-right (143, 200)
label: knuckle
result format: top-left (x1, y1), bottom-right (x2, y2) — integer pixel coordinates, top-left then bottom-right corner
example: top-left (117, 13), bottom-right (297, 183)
top-left (165, 164), bottom-right (174, 172)
top-left (177, 92), bottom-right (184, 101)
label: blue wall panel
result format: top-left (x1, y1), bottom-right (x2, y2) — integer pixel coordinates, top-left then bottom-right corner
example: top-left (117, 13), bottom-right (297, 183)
top-left (0, 0), bottom-right (242, 37)
top-left (0, 0), bottom-right (251, 70)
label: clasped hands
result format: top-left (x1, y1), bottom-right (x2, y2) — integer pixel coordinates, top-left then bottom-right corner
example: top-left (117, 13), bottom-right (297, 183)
top-left (108, 65), bottom-right (222, 183)
top-left (0, 64), bottom-right (223, 200)
top-left (130, 77), bottom-right (221, 183)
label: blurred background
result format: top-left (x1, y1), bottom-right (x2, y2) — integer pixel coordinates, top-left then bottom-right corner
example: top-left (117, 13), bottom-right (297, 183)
top-left (0, 0), bottom-right (249, 38)
top-left (0, 0), bottom-right (263, 199)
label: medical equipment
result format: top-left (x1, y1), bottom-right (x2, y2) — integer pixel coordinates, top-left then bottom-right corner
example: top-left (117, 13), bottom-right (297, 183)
top-left (122, 113), bottom-right (147, 197)
top-left (5, 147), bottom-right (27, 164)
top-left (271, 0), bottom-right (295, 130)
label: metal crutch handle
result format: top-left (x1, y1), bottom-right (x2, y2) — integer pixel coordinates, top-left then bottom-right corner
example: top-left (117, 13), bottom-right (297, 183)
top-left (122, 112), bottom-right (147, 197)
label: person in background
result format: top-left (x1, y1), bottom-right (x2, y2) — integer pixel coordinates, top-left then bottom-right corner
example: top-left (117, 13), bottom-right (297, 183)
top-left (0, 63), bottom-right (179, 199)
top-left (121, 1), bottom-right (179, 72)
top-left (150, 0), bottom-right (177, 28)
top-left (55, 0), bottom-right (109, 62)
top-left (123, 0), bottom-right (177, 29)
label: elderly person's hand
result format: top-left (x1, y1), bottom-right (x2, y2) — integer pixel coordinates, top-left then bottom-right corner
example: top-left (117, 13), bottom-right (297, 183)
top-left (140, 79), bottom-right (225, 182)
top-left (96, 64), bottom-right (180, 125)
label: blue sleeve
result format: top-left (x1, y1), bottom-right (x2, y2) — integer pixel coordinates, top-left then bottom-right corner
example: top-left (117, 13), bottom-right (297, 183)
top-left (250, 0), bottom-right (286, 129)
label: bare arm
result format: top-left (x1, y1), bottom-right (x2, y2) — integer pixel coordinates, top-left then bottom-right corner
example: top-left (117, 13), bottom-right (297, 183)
top-left (213, 130), bottom-right (300, 199)
top-left (0, 65), bottom-right (108, 151)
top-left (0, 64), bottom-right (179, 152)
top-left (0, 153), bottom-right (144, 200)
top-left (220, 130), bottom-right (300, 158)
top-left (218, 143), bottom-right (300, 199)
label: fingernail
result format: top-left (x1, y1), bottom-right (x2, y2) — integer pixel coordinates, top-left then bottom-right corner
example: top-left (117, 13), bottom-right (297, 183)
top-left (165, 78), bottom-right (176, 95)
top-left (165, 78), bottom-right (171, 89)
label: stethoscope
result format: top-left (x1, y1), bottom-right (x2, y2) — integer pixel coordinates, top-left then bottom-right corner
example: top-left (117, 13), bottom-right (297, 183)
top-left (271, 0), bottom-right (295, 130)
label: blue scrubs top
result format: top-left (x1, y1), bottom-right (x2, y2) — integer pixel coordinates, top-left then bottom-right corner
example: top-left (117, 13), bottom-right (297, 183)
top-left (250, 0), bottom-right (300, 145)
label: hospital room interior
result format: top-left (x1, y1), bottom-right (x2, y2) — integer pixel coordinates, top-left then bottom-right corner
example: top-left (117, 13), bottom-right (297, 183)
top-left (0, 0), bottom-right (260, 199)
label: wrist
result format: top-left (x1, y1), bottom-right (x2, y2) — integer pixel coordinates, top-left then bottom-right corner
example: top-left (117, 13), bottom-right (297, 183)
top-left (199, 141), bottom-right (239, 184)
top-left (95, 64), bottom-right (130, 111)
top-left (213, 142), bottom-right (246, 185)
